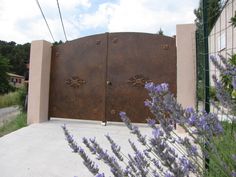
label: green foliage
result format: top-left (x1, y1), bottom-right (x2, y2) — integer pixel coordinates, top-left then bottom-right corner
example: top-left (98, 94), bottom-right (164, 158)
top-left (208, 0), bottom-right (222, 32)
top-left (230, 12), bottom-right (236, 27)
top-left (197, 80), bottom-right (204, 101)
top-left (0, 86), bottom-right (27, 110)
top-left (0, 55), bottom-right (12, 94)
top-left (208, 122), bottom-right (236, 177)
top-left (16, 86), bottom-right (27, 112)
top-left (221, 54), bottom-right (236, 99)
top-left (194, 0), bottom-right (222, 33)
top-left (53, 40), bottom-right (64, 46)
top-left (195, 0), bottom-right (222, 100)
top-left (197, 80), bottom-right (217, 101)
top-left (157, 28), bottom-right (164, 35)
top-left (0, 40), bottom-right (30, 75)
top-left (0, 91), bottom-right (19, 108)
top-left (194, 0), bottom-right (203, 29)
top-left (210, 86), bottom-right (217, 101)
top-left (0, 112), bottom-right (27, 137)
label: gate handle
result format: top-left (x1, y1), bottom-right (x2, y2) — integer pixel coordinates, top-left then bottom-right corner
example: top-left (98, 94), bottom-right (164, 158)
top-left (107, 81), bottom-right (112, 86)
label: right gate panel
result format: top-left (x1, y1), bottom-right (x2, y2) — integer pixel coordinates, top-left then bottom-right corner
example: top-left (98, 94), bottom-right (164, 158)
top-left (106, 33), bottom-right (176, 123)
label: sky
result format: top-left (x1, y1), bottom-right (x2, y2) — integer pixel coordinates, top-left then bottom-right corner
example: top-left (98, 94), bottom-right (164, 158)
top-left (0, 0), bottom-right (199, 44)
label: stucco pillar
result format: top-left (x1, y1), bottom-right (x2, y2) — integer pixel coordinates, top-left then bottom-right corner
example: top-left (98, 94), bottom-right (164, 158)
top-left (176, 24), bottom-right (196, 108)
top-left (176, 24), bottom-right (196, 132)
top-left (27, 40), bottom-right (52, 124)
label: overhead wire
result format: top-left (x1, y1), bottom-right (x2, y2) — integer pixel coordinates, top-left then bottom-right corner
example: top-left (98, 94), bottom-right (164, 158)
top-left (35, 0), bottom-right (55, 42)
top-left (56, 0), bottom-right (68, 41)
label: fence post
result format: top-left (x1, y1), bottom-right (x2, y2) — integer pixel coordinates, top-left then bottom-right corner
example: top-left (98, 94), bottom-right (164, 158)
top-left (203, 0), bottom-right (210, 170)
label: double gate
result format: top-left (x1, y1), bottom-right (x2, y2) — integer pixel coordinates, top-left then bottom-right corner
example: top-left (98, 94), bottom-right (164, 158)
top-left (49, 32), bottom-right (176, 123)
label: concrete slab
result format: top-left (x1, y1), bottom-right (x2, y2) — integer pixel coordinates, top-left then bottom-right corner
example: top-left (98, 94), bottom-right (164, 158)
top-left (0, 118), bottom-right (188, 177)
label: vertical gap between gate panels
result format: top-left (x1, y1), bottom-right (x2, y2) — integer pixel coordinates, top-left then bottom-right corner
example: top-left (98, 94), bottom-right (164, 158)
top-left (104, 32), bottom-right (109, 124)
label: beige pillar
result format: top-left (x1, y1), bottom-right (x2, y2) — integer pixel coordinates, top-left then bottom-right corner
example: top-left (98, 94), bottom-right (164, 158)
top-left (176, 24), bottom-right (196, 108)
top-left (176, 24), bottom-right (196, 133)
top-left (27, 40), bottom-right (52, 124)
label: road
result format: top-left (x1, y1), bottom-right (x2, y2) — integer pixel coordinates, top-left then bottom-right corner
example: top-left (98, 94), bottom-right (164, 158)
top-left (0, 106), bottom-right (19, 126)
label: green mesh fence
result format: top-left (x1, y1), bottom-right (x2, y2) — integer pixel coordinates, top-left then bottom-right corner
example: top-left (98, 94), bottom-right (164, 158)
top-left (196, 0), bottom-right (235, 122)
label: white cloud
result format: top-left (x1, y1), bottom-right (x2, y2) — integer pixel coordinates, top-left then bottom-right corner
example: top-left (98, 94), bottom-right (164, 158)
top-left (0, 0), bottom-right (198, 43)
top-left (79, 0), bottom-right (198, 36)
top-left (79, 3), bottom-right (117, 29)
top-left (0, 0), bottom-right (91, 43)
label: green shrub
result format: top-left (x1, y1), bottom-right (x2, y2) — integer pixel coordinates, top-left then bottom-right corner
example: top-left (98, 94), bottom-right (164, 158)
top-left (0, 112), bottom-right (27, 137)
top-left (208, 121), bottom-right (236, 177)
top-left (0, 86), bottom-right (27, 110)
top-left (197, 80), bottom-right (204, 101)
top-left (197, 80), bottom-right (217, 101)
top-left (16, 86), bottom-right (27, 112)
top-left (210, 86), bottom-right (217, 101)
top-left (0, 91), bottom-right (19, 108)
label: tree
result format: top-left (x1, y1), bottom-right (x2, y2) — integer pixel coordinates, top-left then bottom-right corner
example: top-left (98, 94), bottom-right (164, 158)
top-left (194, 0), bottom-right (221, 33)
top-left (208, 0), bottom-right (222, 32)
top-left (0, 40), bottom-right (30, 75)
top-left (0, 55), bottom-right (12, 94)
top-left (194, 0), bottom-right (222, 99)
top-left (157, 28), bottom-right (164, 35)
top-left (230, 13), bottom-right (236, 27)
top-left (53, 40), bottom-right (64, 46)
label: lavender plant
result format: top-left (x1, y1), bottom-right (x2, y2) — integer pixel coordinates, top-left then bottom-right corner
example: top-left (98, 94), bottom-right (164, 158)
top-left (62, 55), bottom-right (235, 177)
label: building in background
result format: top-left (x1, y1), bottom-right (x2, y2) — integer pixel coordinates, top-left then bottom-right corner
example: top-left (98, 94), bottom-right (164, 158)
top-left (7, 73), bottom-right (24, 88)
top-left (208, 0), bottom-right (236, 85)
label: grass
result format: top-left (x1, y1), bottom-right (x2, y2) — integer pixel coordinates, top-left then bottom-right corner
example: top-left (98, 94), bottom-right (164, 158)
top-left (208, 121), bottom-right (236, 177)
top-left (0, 112), bottom-right (27, 137)
top-left (0, 91), bottom-right (19, 108)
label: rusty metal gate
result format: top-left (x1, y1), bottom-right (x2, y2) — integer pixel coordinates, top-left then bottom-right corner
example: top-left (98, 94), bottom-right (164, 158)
top-left (49, 32), bottom-right (176, 123)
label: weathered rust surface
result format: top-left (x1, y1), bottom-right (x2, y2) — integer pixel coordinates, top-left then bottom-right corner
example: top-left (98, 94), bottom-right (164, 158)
top-left (49, 32), bottom-right (176, 123)
top-left (106, 33), bottom-right (176, 123)
top-left (49, 34), bottom-right (107, 121)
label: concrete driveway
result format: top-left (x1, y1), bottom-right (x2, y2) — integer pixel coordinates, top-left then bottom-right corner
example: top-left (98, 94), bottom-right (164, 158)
top-left (0, 118), bottom-right (187, 177)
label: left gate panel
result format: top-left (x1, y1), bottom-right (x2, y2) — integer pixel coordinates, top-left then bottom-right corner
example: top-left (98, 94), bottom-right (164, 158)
top-left (49, 34), bottom-right (107, 121)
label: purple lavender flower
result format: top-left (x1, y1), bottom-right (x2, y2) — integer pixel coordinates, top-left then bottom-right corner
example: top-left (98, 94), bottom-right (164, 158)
top-left (185, 107), bottom-right (194, 114)
top-left (232, 171), bottom-right (236, 177)
top-left (105, 134), bottom-right (123, 161)
top-left (214, 122), bottom-right (224, 135)
top-left (63, 78), bottom-right (235, 177)
top-left (83, 137), bottom-right (96, 154)
top-left (178, 156), bottom-right (195, 175)
top-left (145, 82), bottom-right (155, 91)
top-left (147, 119), bottom-right (156, 127)
top-left (198, 116), bottom-right (209, 131)
top-left (62, 125), bottom-right (79, 152)
top-left (119, 111), bottom-right (126, 117)
top-left (152, 170), bottom-right (160, 177)
top-left (130, 151), bottom-right (149, 176)
top-left (152, 128), bottom-right (164, 138)
top-left (89, 137), bottom-right (124, 176)
top-left (152, 159), bottom-right (162, 170)
top-left (187, 145), bottom-right (198, 156)
top-left (144, 100), bottom-right (152, 107)
top-left (188, 114), bottom-right (197, 126)
top-left (143, 149), bottom-right (151, 159)
top-left (95, 173), bottom-right (105, 177)
top-left (232, 154), bottom-right (236, 162)
top-left (154, 83), bottom-right (169, 93)
top-left (232, 76), bottom-right (236, 90)
top-left (164, 171), bottom-right (174, 177)
top-left (120, 112), bottom-right (146, 145)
